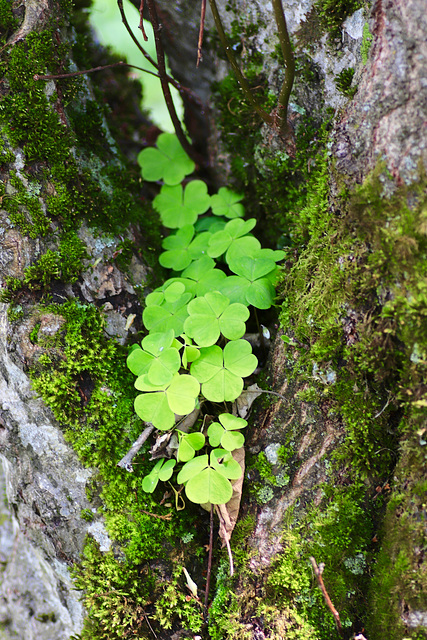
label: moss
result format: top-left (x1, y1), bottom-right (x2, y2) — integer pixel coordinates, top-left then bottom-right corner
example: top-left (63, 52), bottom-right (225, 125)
top-left (23, 231), bottom-right (88, 288)
top-left (361, 22), bottom-right (373, 64)
top-left (71, 536), bottom-right (155, 640)
top-left (213, 64), bottom-right (330, 249)
top-left (153, 566), bottom-right (204, 633)
top-left (335, 68), bottom-right (357, 98)
top-left (367, 422), bottom-right (427, 639)
top-left (80, 508), bottom-right (95, 522)
top-left (314, 0), bottom-right (365, 38)
top-left (274, 133), bottom-right (426, 633)
top-left (0, 7), bottom-right (159, 307)
top-left (0, 0), bottom-right (20, 44)
top-left (29, 299), bottom-right (207, 638)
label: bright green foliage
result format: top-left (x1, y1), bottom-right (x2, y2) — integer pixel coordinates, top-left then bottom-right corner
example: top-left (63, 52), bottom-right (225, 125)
top-left (184, 292), bottom-right (249, 346)
top-left (143, 287), bottom-right (192, 336)
top-left (181, 256), bottom-right (227, 296)
top-left (177, 449), bottom-right (242, 504)
top-left (208, 413), bottom-right (247, 451)
top-left (137, 132), bottom-right (195, 185)
top-left (153, 180), bottom-right (211, 228)
top-left (207, 217), bottom-right (258, 259)
top-left (173, 333), bottom-right (200, 368)
top-left (159, 224), bottom-right (212, 270)
top-left (211, 187), bottom-right (245, 218)
top-left (134, 373), bottom-right (200, 430)
top-left (190, 340), bottom-right (258, 402)
top-left (142, 458), bottom-right (177, 492)
top-left (195, 216), bottom-right (227, 233)
top-left (128, 135), bottom-right (279, 508)
top-left (127, 330), bottom-right (181, 385)
top-left (177, 431), bottom-right (206, 462)
top-left (223, 254), bottom-right (279, 308)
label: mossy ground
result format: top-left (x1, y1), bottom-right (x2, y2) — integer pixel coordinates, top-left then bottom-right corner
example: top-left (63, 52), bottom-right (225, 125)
top-left (30, 300), bottom-right (208, 639)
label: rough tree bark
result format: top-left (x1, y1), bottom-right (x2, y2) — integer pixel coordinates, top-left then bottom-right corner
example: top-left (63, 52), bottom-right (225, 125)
top-left (0, 0), bottom-right (426, 639)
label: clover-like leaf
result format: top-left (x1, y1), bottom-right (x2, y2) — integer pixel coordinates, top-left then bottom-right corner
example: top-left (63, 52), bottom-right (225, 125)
top-left (153, 180), bottom-right (211, 229)
top-left (185, 467), bottom-right (233, 504)
top-left (222, 255), bottom-right (278, 309)
top-left (128, 330), bottom-right (181, 385)
top-left (142, 458), bottom-right (176, 493)
top-left (137, 133), bottom-right (195, 185)
top-left (177, 454), bottom-right (209, 484)
top-left (180, 256), bottom-right (227, 297)
top-left (210, 448), bottom-right (243, 479)
top-left (177, 431), bottom-right (205, 462)
top-left (177, 453), bottom-right (232, 504)
top-left (211, 187), bottom-right (245, 219)
top-left (207, 413), bottom-right (247, 451)
top-left (143, 289), bottom-right (192, 336)
top-left (176, 449), bottom-right (241, 504)
top-left (134, 373), bottom-right (200, 430)
top-left (174, 334), bottom-right (200, 368)
top-left (190, 340), bottom-right (257, 402)
top-left (184, 291), bottom-right (249, 347)
top-left (195, 216), bottom-right (227, 233)
top-left (160, 226), bottom-right (213, 271)
top-left (207, 218), bottom-right (257, 259)
top-left (159, 225), bottom-right (195, 271)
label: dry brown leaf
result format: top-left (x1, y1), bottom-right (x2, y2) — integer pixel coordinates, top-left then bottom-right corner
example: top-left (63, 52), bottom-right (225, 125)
top-left (216, 446), bottom-right (245, 547)
top-left (236, 383), bottom-right (262, 418)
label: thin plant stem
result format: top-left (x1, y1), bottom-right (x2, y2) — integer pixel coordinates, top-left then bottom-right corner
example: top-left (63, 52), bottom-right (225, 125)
top-left (117, 0), bottom-right (159, 72)
top-left (208, 0), bottom-right (295, 132)
top-left (310, 557), bottom-right (343, 633)
top-left (272, 0), bottom-right (295, 128)
top-left (117, 0), bottom-right (205, 109)
top-left (208, 0), bottom-right (273, 125)
top-left (145, 0), bottom-right (204, 165)
top-left (197, 0), bottom-right (207, 67)
top-left (138, 0), bottom-right (148, 41)
top-left (204, 505), bottom-right (214, 617)
top-left (34, 61), bottom-right (162, 82)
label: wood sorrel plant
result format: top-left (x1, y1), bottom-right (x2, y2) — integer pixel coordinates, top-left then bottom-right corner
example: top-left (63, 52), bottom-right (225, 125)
top-left (126, 133), bottom-right (284, 507)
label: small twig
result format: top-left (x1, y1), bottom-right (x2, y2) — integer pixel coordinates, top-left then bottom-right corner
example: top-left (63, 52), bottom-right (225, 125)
top-left (197, 0), bottom-right (207, 67)
top-left (34, 61), bottom-right (163, 82)
top-left (117, 0), bottom-right (204, 108)
top-left (117, 0), bottom-right (159, 72)
top-left (207, 0), bottom-right (294, 131)
top-left (141, 509), bottom-right (172, 520)
top-left (204, 505), bottom-right (214, 617)
top-left (138, 0), bottom-right (148, 41)
top-left (144, 612), bottom-right (158, 638)
top-left (310, 557), bottom-right (342, 632)
top-left (175, 407), bottom-right (200, 433)
top-left (145, 0), bottom-right (204, 166)
top-left (117, 424), bottom-right (155, 471)
top-left (373, 392), bottom-right (392, 418)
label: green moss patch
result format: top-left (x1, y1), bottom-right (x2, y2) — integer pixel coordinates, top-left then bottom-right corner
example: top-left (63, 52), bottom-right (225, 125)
top-left (30, 300), bottom-right (206, 638)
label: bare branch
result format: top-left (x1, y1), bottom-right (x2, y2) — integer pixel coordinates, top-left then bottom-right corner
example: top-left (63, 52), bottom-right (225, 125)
top-left (197, 0), bottom-right (207, 67)
top-left (145, 0), bottom-right (204, 166)
top-left (309, 557), bottom-right (342, 632)
top-left (117, 424), bottom-right (155, 471)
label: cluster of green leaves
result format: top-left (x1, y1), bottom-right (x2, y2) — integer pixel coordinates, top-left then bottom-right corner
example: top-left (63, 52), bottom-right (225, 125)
top-left (129, 134), bottom-right (284, 505)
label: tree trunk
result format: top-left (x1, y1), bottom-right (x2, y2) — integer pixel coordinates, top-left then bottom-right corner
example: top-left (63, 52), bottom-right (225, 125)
top-left (0, 1), bottom-right (426, 639)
